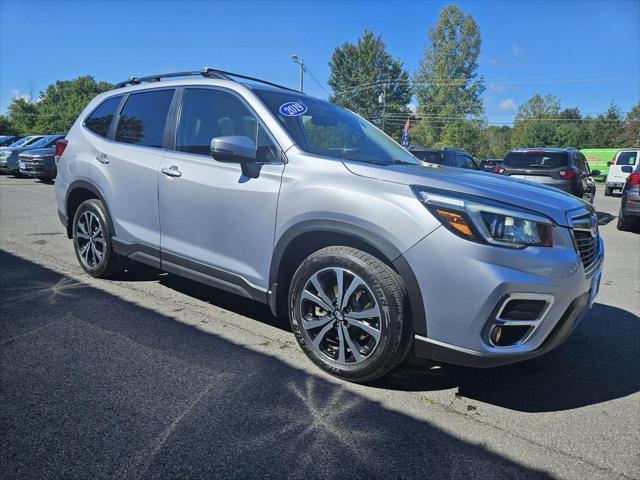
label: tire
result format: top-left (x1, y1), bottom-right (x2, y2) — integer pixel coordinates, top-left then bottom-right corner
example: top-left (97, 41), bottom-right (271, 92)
top-left (288, 246), bottom-right (412, 383)
top-left (617, 210), bottom-right (637, 232)
top-left (604, 186), bottom-right (612, 196)
top-left (72, 199), bottom-right (126, 278)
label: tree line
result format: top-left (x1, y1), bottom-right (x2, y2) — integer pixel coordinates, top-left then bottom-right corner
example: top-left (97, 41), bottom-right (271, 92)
top-left (1, 4), bottom-right (639, 159)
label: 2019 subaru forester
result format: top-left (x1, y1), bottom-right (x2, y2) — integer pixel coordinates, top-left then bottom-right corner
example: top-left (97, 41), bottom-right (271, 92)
top-left (55, 68), bottom-right (604, 382)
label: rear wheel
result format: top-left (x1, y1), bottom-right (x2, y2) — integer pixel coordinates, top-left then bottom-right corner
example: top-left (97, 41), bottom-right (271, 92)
top-left (289, 246), bottom-right (412, 383)
top-left (72, 199), bottom-right (126, 278)
top-left (604, 186), bottom-right (613, 196)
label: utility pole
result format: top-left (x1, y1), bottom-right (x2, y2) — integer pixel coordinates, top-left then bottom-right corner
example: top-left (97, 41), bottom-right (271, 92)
top-left (291, 55), bottom-right (304, 93)
top-left (379, 68), bottom-right (390, 132)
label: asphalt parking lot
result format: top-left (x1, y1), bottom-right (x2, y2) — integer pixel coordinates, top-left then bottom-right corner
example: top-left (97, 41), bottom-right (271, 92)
top-left (0, 175), bottom-right (638, 480)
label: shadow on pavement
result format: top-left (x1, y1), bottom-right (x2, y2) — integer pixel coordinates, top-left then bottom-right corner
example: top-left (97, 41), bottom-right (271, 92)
top-left (0, 250), bottom-right (552, 479)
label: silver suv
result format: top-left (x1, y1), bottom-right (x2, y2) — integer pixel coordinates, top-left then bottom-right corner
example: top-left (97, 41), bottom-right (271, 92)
top-left (55, 68), bottom-right (604, 382)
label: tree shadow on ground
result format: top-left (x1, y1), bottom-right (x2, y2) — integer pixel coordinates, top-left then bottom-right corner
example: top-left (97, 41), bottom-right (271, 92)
top-left (0, 250), bottom-right (553, 479)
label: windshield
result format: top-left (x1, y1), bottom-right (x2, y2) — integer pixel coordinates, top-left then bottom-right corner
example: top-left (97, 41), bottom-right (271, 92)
top-left (29, 136), bottom-right (55, 148)
top-left (10, 136), bottom-right (33, 147)
top-left (503, 152), bottom-right (568, 169)
top-left (254, 89), bottom-right (420, 166)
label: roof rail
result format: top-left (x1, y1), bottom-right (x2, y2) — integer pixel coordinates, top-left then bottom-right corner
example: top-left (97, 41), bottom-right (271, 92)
top-left (113, 67), bottom-right (300, 93)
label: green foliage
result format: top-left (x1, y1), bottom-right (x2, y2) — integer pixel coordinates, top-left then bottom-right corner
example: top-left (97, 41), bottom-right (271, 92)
top-left (0, 115), bottom-right (18, 135)
top-left (413, 5), bottom-right (485, 146)
top-left (8, 98), bottom-right (39, 134)
top-left (476, 125), bottom-right (512, 159)
top-left (623, 101), bottom-right (640, 147)
top-left (328, 30), bottom-right (411, 139)
top-left (34, 76), bottom-right (113, 133)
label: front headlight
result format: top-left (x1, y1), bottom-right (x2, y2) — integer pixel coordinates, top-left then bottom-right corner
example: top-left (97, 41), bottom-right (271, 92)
top-left (0, 151), bottom-right (11, 159)
top-left (412, 187), bottom-right (554, 248)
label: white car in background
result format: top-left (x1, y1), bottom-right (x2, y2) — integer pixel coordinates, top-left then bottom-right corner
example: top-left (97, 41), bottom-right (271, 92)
top-left (605, 150), bottom-right (640, 196)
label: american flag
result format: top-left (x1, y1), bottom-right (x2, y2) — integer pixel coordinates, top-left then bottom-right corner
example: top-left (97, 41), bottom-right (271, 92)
top-left (401, 118), bottom-right (411, 147)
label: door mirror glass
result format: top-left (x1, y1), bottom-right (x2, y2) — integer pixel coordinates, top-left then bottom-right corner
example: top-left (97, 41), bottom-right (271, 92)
top-left (210, 136), bottom-right (257, 163)
top-left (607, 161), bottom-right (612, 167)
top-left (590, 169), bottom-right (601, 176)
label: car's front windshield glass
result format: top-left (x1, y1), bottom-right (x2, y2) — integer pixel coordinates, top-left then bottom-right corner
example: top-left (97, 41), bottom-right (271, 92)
top-left (29, 136), bottom-right (52, 148)
top-left (254, 89), bottom-right (420, 166)
top-left (10, 137), bottom-right (32, 147)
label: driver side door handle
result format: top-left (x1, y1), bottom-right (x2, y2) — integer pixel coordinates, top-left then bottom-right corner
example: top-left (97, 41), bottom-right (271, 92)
top-left (161, 166), bottom-right (182, 177)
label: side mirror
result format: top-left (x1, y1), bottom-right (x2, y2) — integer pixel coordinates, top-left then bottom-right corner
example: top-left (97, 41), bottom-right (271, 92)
top-left (210, 136), bottom-right (259, 178)
top-left (607, 161), bottom-right (612, 167)
top-left (621, 166), bottom-right (633, 174)
top-left (590, 169), bottom-right (601, 176)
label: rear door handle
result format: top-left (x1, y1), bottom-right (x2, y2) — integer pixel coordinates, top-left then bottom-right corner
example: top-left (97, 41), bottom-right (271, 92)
top-left (95, 153), bottom-right (109, 164)
top-left (161, 166), bottom-right (182, 177)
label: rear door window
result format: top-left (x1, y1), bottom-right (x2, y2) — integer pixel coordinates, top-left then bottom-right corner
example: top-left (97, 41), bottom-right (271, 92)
top-left (503, 152), bottom-right (568, 169)
top-left (455, 154), bottom-right (479, 169)
top-left (115, 90), bottom-right (174, 148)
top-left (615, 152), bottom-right (638, 166)
top-left (85, 95), bottom-right (123, 138)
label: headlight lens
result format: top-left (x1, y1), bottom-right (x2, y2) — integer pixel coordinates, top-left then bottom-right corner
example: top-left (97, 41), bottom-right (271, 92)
top-left (0, 151), bottom-right (11, 158)
top-left (413, 187), bottom-right (554, 248)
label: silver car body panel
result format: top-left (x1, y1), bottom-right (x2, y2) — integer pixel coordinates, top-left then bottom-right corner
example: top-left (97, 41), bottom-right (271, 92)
top-left (55, 76), bottom-right (605, 365)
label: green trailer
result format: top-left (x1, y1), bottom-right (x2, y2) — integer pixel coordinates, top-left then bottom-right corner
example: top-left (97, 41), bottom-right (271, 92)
top-left (580, 148), bottom-right (622, 180)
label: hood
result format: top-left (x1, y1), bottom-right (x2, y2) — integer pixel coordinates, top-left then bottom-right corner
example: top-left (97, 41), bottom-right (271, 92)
top-left (343, 161), bottom-right (588, 227)
top-left (19, 147), bottom-right (55, 158)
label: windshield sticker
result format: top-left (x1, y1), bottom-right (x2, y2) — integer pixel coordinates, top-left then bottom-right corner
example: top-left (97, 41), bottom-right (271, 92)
top-left (279, 102), bottom-right (308, 116)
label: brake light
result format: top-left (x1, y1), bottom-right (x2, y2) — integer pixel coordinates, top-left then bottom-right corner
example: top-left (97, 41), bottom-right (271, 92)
top-left (628, 172), bottom-right (640, 185)
top-left (492, 166), bottom-right (505, 174)
top-left (55, 139), bottom-right (68, 157)
top-left (559, 168), bottom-right (577, 180)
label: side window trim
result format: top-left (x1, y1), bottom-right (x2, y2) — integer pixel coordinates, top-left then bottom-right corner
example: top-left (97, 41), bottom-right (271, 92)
top-left (111, 87), bottom-right (177, 149)
top-left (170, 85), bottom-right (283, 164)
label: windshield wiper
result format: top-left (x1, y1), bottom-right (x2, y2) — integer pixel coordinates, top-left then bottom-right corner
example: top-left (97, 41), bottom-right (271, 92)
top-left (392, 159), bottom-right (419, 166)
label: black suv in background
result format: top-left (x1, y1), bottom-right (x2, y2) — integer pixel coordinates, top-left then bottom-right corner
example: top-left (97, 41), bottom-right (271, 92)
top-left (408, 147), bottom-right (480, 170)
top-left (492, 148), bottom-right (599, 202)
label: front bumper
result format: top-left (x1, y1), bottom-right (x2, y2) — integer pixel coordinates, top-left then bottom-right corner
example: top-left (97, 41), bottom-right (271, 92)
top-left (405, 225), bottom-right (603, 367)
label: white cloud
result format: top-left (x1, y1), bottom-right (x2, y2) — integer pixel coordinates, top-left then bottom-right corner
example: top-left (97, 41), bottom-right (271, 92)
top-left (10, 89), bottom-right (33, 103)
top-left (511, 45), bottom-right (526, 57)
top-left (498, 98), bottom-right (517, 112)
top-left (488, 58), bottom-right (498, 65)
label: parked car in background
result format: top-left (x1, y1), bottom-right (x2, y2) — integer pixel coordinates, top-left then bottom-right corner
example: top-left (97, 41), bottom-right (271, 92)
top-left (408, 147), bottom-right (481, 170)
top-left (0, 135), bottom-right (22, 146)
top-left (617, 164), bottom-right (640, 232)
top-left (19, 146), bottom-right (58, 181)
top-left (480, 158), bottom-right (503, 171)
top-left (0, 134), bottom-right (64, 176)
top-left (55, 68), bottom-right (603, 382)
top-left (605, 150), bottom-right (639, 196)
top-left (492, 148), bottom-right (599, 203)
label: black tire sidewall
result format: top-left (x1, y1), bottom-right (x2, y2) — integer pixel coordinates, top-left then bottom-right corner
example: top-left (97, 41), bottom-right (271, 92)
top-left (289, 248), bottom-right (408, 382)
top-left (72, 199), bottom-right (117, 277)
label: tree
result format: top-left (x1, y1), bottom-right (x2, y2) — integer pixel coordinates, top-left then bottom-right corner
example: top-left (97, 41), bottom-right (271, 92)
top-left (328, 30), bottom-right (411, 139)
top-left (413, 5), bottom-right (485, 147)
top-left (586, 102), bottom-right (624, 148)
top-left (623, 101), bottom-right (640, 147)
top-left (511, 95), bottom-right (561, 147)
top-left (0, 115), bottom-right (17, 135)
top-left (477, 125), bottom-right (512, 159)
top-left (7, 98), bottom-right (39, 134)
top-left (34, 76), bottom-right (113, 133)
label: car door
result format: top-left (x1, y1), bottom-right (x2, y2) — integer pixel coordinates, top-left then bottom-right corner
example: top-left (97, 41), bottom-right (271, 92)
top-left (158, 87), bottom-right (285, 294)
top-left (89, 88), bottom-right (175, 250)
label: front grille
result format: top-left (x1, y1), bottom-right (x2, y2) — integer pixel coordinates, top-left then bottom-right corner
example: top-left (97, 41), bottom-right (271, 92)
top-left (569, 209), bottom-right (601, 277)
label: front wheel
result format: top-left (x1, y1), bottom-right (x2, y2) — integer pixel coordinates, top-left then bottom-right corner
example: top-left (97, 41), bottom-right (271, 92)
top-left (289, 246), bottom-right (412, 383)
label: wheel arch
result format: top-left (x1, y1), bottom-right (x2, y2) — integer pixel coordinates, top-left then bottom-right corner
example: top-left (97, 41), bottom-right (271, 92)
top-left (269, 220), bottom-right (427, 336)
top-left (65, 180), bottom-right (114, 239)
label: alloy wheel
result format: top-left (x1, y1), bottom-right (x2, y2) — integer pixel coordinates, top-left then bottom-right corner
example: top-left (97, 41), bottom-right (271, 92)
top-left (298, 267), bottom-right (382, 366)
top-left (76, 211), bottom-right (105, 269)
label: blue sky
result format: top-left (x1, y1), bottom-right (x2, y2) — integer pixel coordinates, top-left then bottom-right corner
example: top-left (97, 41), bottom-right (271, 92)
top-left (1, 0), bottom-right (638, 124)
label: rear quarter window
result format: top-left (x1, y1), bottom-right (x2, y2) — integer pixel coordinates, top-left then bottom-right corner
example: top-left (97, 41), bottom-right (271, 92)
top-left (85, 95), bottom-right (123, 138)
top-left (412, 151), bottom-right (444, 164)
